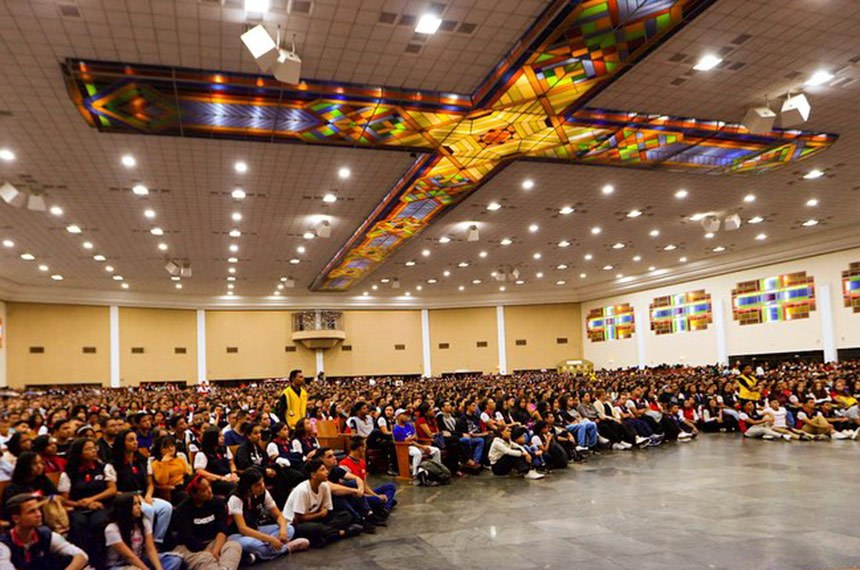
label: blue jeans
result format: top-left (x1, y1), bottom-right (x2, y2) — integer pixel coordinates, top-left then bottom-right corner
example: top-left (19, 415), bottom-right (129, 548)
top-left (141, 498), bottom-right (172, 544)
top-left (368, 482), bottom-right (397, 511)
top-left (110, 553), bottom-right (182, 570)
top-left (460, 436), bottom-right (484, 463)
top-left (566, 421), bottom-right (598, 447)
top-left (525, 445), bottom-right (544, 468)
top-left (229, 523), bottom-right (294, 560)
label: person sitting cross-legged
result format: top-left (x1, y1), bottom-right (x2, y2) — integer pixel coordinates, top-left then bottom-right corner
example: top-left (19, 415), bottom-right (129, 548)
top-left (318, 446), bottom-right (382, 534)
top-left (104, 492), bottom-right (184, 570)
top-left (340, 437), bottom-right (397, 519)
top-left (171, 475), bottom-right (242, 570)
top-left (739, 401), bottom-right (788, 441)
top-left (488, 426), bottom-right (544, 480)
top-left (0, 493), bottom-right (88, 570)
top-left (392, 409), bottom-right (441, 481)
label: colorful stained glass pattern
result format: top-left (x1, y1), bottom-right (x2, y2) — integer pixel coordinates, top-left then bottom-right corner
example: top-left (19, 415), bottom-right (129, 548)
top-left (650, 290), bottom-right (713, 335)
top-left (842, 262), bottom-right (860, 313)
top-left (61, 0), bottom-right (839, 291)
top-left (587, 304), bottom-right (636, 342)
top-left (732, 272), bottom-right (816, 325)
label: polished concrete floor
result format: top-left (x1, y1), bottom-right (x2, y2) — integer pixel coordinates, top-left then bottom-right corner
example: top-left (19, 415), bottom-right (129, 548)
top-left (262, 435), bottom-right (860, 570)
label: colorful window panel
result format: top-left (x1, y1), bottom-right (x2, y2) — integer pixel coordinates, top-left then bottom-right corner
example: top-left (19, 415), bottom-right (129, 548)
top-left (650, 290), bottom-right (713, 335)
top-left (586, 304), bottom-right (635, 342)
top-left (842, 262), bottom-right (860, 313)
top-left (732, 272), bottom-right (816, 325)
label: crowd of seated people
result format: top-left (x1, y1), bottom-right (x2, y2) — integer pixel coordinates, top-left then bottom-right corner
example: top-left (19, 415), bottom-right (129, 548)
top-left (0, 359), bottom-right (859, 568)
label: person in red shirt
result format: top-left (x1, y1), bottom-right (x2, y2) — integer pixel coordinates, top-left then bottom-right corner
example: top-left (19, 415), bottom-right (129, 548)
top-left (339, 438), bottom-right (396, 518)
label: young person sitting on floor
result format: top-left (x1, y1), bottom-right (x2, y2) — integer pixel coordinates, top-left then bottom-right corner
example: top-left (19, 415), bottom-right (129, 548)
top-left (171, 475), bottom-right (242, 570)
top-left (104, 492), bottom-right (183, 570)
top-left (340, 437), bottom-right (397, 518)
top-left (488, 426), bottom-right (544, 480)
top-left (318, 446), bottom-right (380, 534)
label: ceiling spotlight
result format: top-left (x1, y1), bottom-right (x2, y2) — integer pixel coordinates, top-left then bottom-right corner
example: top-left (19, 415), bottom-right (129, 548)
top-left (112, 275), bottom-right (124, 281)
top-left (536, 272), bottom-right (544, 278)
top-left (780, 93), bottom-right (811, 127)
top-left (471, 279), bottom-right (482, 285)
top-left (50, 206), bottom-right (63, 216)
top-left (132, 184), bottom-right (149, 196)
top-left (443, 270), bottom-right (451, 277)
top-left (150, 227), bottom-right (164, 236)
top-left (580, 273), bottom-right (587, 279)
top-left (232, 212), bottom-right (242, 222)
top-left (82, 241), bottom-right (93, 250)
top-left (533, 252), bottom-right (542, 260)
top-left (230, 229), bottom-right (242, 238)
top-left (802, 219), bottom-right (819, 227)
top-left (612, 242), bottom-right (625, 249)
top-left (422, 249), bottom-right (430, 257)
top-left (522, 179), bottom-right (534, 190)
top-left (649, 229), bottom-right (660, 237)
top-left (529, 224), bottom-right (539, 233)
top-left (805, 69), bottom-right (834, 87)
top-left (674, 189), bottom-right (688, 199)
top-left (591, 227), bottom-right (601, 235)
top-left (415, 13), bottom-right (442, 34)
top-left (713, 246), bottom-right (726, 253)
top-left (467, 224), bottom-right (479, 242)
top-left (66, 224), bottom-right (82, 234)
top-left (338, 167), bottom-right (351, 179)
top-left (235, 161), bottom-right (248, 173)
top-left (704, 232), bottom-right (715, 239)
top-left (229, 244), bottom-right (239, 252)
top-left (679, 257), bottom-right (687, 263)
top-left (439, 236), bottom-right (451, 244)
top-left (803, 169), bottom-right (824, 180)
top-left (556, 280), bottom-right (566, 286)
top-left (20, 253), bottom-right (35, 261)
top-left (2, 239), bottom-right (13, 248)
top-left (479, 251), bottom-right (488, 258)
top-left (227, 257), bottom-right (238, 263)
top-left (158, 243), bottom-right (168, 251)
top-left (499, 286), bottom-right (505, 292)
top-left (458, 285), bottom-right (465, 291)
top-left (105, 265), bottom-right (115, 273)
top-left (741, 106), bottom-right (777, 134)
top-left (323, 193), bottom-right (337, 203)
top-left (558, 240), bottom-right (570, 248)
top-left (693, 53), bottom-right (722, 71)
top-left (427, 278), bottom-right (437, 284)
top-left (500, 238), bottom-right (512, 246)
top-left (228, 267), bottom-right (236, 274)
top-left (584, 254), bottom-right (593, 261)
top-left (616, 273), bottom-right (623, 279)
top-left (516, 280), bottom-right (524, 285)
top-left (723, 213), bottom-right (741, 231)
top-left (405, 261), bottom-right (416, 267)
top-left (701, 215), bottom-right (720, 232)
top-left (603, 265), bottom-right (613, 270)
top-left (289, 258), bottom-right (301, 264)
top-left (297, 246), bottom-right (306, 254)
top-left (633, 255), bottom-right (642, 262)
top-left (244, 0), bottom-right (270, 12)
top-left (756, 233), bottom-right (767, 241)
top-left (743, 194), bottom-right (756, 203)
top-left (749, 216), bottom-right (764, 224)
top-left (806, 198), bottom-right (819, 207)
top-left (121, 154), bottom-right (136, 168)
top-left (175, 283), bottom-right (183, 290)
top-left (559, 206), bottom-right (574, 215)
top-left (144, 209), bottom-right (156, 219)
top-left (121, 283), bottom-right (129, 289)
top-left (0, 183), bottom-right (23, 207)
top-left (302, 231), bottom-right (314, 240)
top-left (93, 254), bottom-right (106, 262)
top-left (227, 283), bottom-right (234, 289)
top-left (663, 244), bottom-right (677, 251)
top-left (232, 188), bottom-right (247, 199)
top-left (602, 184), bottom-right (614, 195)
top-left (171, 276), bottom-right (181, 282)
top-left (0, 149), bottom-right (16, 162)
top-left (51, 274), bottom-right (63, 281)
top-left (486, 202), bottom-right (501, 211)
top-left (226, 291), bottom-right (234, 296)
top-left (315, 220), bottom-right (331, 238)
top-left (284, 278), bottom-right (295, 289)
top-left (227, 276), bottom-right (236, 282)
top-left (627, 210), bottom-right (642, 218)
top-left (557, 264), bottom-right (568, 270)
top-left (38, 264), bottom-right (49, 272)
top-left (458, 261), bottom-right (469, 268)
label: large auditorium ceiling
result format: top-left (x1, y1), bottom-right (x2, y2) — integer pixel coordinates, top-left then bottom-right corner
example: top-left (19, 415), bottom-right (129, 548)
top-left (0, 0), bottom-right (858, 309)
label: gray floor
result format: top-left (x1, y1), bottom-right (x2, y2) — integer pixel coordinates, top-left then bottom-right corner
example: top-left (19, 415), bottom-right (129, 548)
top-left (262, 435), bottom-right (860, 570)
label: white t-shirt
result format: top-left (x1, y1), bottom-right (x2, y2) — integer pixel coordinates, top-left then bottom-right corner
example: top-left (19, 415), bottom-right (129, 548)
top-left (58, 464), bottom-right (117, 493)
top-left (105, 519), bottom-right (151, 567)
top-left (480, 411), bottom-right (503, 424)
top-left (227, 490), bottom-right (276, 517)
top-left (193, 447), bottom-right (233, 471)
top-left (282, 481), bottom-right (333, 522)
top-left (346, 416), bottom-right (374, 437)
top-left (764, 407), bottom-right (788, 428)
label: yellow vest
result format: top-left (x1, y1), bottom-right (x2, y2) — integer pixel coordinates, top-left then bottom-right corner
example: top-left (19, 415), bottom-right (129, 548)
top-left (737, 375), bottom-right (760, 401)
top-left (283, 385), bottom-right (308, 428)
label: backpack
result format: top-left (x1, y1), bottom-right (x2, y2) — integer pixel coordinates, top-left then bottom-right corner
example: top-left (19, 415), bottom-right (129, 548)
top-left (416, 458), bottom-right (452, 486)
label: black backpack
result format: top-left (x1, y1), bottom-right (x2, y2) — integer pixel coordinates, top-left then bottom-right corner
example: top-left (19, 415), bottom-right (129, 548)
top-left (416, 458), bottom-right (452, 486)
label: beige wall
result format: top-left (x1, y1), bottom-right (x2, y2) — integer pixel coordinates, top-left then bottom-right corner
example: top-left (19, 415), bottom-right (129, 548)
top-left (505, 303), bottom-right (583, 371)
top-left (119, 308), bottom-right (197, 385)
top-left (6, 303), bottom-right (110, 387)
top-left (326, 310), bottom-right (423, 377)
top-left (429, 307), bottom-right (498, 375)
top-left (205, 310), bottom-right (316, 380)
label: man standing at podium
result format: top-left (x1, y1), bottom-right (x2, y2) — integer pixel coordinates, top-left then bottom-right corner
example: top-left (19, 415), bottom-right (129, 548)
top-left (276, 369), bottom-right (308, 429)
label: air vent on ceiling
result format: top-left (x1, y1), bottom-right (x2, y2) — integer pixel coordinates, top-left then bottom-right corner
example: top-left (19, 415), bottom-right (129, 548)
top-left (58, 3), bottom-right (81, 18)
top-left (430, 2), bottom-right (447, 11)
top-left (717, 46), bottom-right (735, 56)
top-left (728, 62), bottom-right (746, 71)
top-left (670, 77), bottom-right (688, 86)
top-left (29, 346), bottom-right (45, 354)
top-left (405, 43), bottom-right (423, 55)
top-left (556, 337), bottom-right (568, 345)
top-left (226, 346), bottom-right (238, 354)
top-left (290, 0), bottom-right (312, 14)
top-left (438, 342), bottom-right (450, 350)
top-left (457, 22), bottom-right (477, 34)
top-left (439, 20), bottom-right (457, 32)
top-left (398, 14), bottom-right (416, 27)
top-left (0, 110), bottom-right (12, 117)
top-left (831, 77), bottom-right (856, 88)
top-left (411, 32), bottom-right (430, 42)
top-left (731, 33), bottom-right (752, 45)
top-left (668, 52), bottom-right (687, 63)
top-left (784, 71), bottom-right (803, 80)
top-left (378, 11), bottom-right (397, 24)
top-left (849, 54), bottom-right (860, 64)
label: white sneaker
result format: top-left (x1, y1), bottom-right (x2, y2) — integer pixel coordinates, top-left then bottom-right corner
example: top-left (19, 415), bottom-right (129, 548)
top-left (525, 469), bottom-right (545, 480)
top-left (677, 436), bottom-right (690, 443)
top-left (762, 434), bottom-right (775, 440)
top-left (621, 441), bottom-right (633, 449)
top-left (782, 434), bottom-right (793, 441)
top-left (831, 431), bottom-right (849, 440)
top-left (635, 436), bottom-right (649, 446)
top-left (852, 428), bottom-right (860, 440)
top-left (598, 436), bottom-right (610, 445)
top-left (678, 431), bottom-right (692, 439)
top-left (612, 443), bottom-right (626, 450)
top-left (575, 445), bottom-right (589, 452)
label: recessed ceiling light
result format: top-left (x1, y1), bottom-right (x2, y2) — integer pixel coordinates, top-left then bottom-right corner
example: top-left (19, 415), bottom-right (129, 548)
top-left (704, 232), bottom-right (714, 239)
top-left (150, 227), bottom-right (164, 236)
top-left (416, 285), bottom-right (423, 291)
top-left (49, 206), bottom-right (63, 216)
top-left (591, 227), bottom-right (601, 235)
top-left (536, 272), bottom-right (544, 278)
top-left (515, 280), bottom-right (524, 285)
top-left (498, 286), bottom-right (506, 292)
top-left (373, 284), bottom-right (380, 290)
top-left (603, 265), bottom-right (613, 270)
top-left (693, 53), bottom-right (722, 71)
top-left (584, 253), bottom-right (593, 261)
top-left (112, 275), bottom-right (123, 281)
top-left (121, 154), bottom-right (136, 168)
top-left (802, 219), bottom-right (819, 227)
top-left (244, 0), bottom-right (270, 12)
top-left (522, 179), bottom-right (534, 190)
top-left (479, 251), bottom-right (488, 258)
top-left (121, 283), bottom-right (129, 289)
top-left (533, 252), bottom-right (542, 260)
top-left (226, 291), bottom-right (234, 296)
top-left (289, 258), bottom-right (301, 264)
top-left (486, 202), bottom-right (501, 211)
top-left (105, 265), bottom-right (114, 272)
top-left (338, 166), bottom-right (351, 179)
top-left (438, 236), bottom-right (450, 244)
top-left (66, 224), bottom-right (81, 234)
top-left (158, 243), bottom-right (168, 251)
top-left (557, 264), bottom-right (568, 270)
top-left (755, 233), bottom-right (767, 241)
top-left (231, 188), bottom-right (246, 200)
top-left (743, 194), bottom-right (756, 203)
top-left (458, 261), bottom-right (469, 268)
top-left (627, 209), bottom-right (642, 218)
top-left (228, 267), bottom-right (236, 274)
top-left (490, 271), bottom-right (498, 278)
top-left (227, 283), bottom-right (234, 289)
top-left (559, 206), bottom-right (574, 215)
top-left (302, 231), bottom-right (314, 240)
top-left (234, 161), bottom-right (248, 173)
top-left (227, 257), bottom-right (238, 263)
top-left (458, 285), bottom-right (465, 291)
top-left (422, 249), bottom-right (431, 257)
top-left (82, 241), bottom-right (93, 250)
top-left (679, 257), bottom-right (687, 263)
top-left (649, 265), bottom-right (657, 271)
top-left (93, 254), bottom-right (106, 262)
top-left (226, 276), bottom-right (236, 282)
top-left (616, 273), bottom-right (623, 279)
top-left (415, 13), bottom-right (442, 34)
top-left (361, 291), bottom-right (368, 297)
top-left (649, 229), bottom-right (660, 237)
top-left (612, 242), bottom-right (625, 249)
top-left (500, 237), bottom-right (512, 246)
top-left (38, 264), bottom-right (48, 272)
top-left (427, 278), bottom-right (437, 284)
top-left (0, 149), bottom-right (16, 162)
top-left (689, 213), bottom-right (708, 222)
top-left (712, 246), bottom-right (726, 252)
top-left (51, 274), bottom-right (63, 281)
top-left (580, 273), bottom-right (587, 279)
top-left (132, 184), bottom-right (149, 196)
top-left (805, 69), bottom-right (834, 86)
top-left (323, 193), bottom-right (337, 203)
top-left (232, 212), bottom-right (242, 222)
top-left (171, 276), bottom-right (181, 282)
top-left (229, 244), bottom-right (239, 252)
top-left (663, 244), bottom-right (677, 251)
top-left (803, 169), bottom-right (824, 180)
top-left (556, 280), bottom-right (566, 286)
top-left (405, 261), bottom-right (416, 267)
top-left (297, 245), bottom-right (306, 254)
top-left (748, 216), bottom-right (764, 224)
top-left (472, 279), bottom-right (482, 285)
top-left (529, 223), bottom-right (539, 233)
top-left (2, 240), bottom-right (13, 248)
top-left (632, 255), bottom-right (642, 262)
top-left (674, 189), bottom-right (688, 199)
top-left (806, 198), bottom-right (819, 207)
top-left (230, 229), bottom-right (242, 238)
top-left (175, 283), bottom-right (183, 289)
top-left (443, 270), bottom-right (451, 277)
top-left (558, 240), bottom-right (570, 248)
top-left (144, 209), bottom-right (156, 219)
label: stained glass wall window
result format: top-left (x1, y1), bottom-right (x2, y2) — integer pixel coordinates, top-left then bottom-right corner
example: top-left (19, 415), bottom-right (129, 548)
top-left (732, 272), bottom-right (816, 325)
top-left (586, 304), bottom-right (635, 342)
top-left (842, 262), bottom-right (860, 313)
top-left (650, 290), bottom-right (713, 335)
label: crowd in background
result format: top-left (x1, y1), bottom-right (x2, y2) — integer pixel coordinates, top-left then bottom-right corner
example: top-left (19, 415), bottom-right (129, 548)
top-left (0, 359), bottom-right (859, 568)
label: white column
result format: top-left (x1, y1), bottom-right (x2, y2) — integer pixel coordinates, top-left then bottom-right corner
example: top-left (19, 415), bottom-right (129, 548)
top-left (635, 306), bottom-right (647, 369)
top-left (819, 283), bottom-right (838, 362)
top-left (109, 305), bottom-right (120, 388)
top-left (315, 349), bottom-right (324, 376)
top-left (496, 305), bottom-right (508, 375)
top-left (420, 309), bottom-right (432, 378)
top-left (713, 298), bottom-right (729, 366)
top-left (0, 301), bottom-right (7, 387)
top-left (196, 309), bottom-right (207, 384)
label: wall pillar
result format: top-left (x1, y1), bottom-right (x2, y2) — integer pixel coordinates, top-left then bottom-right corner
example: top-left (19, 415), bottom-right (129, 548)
top-left (635, 306), bottom-right (647, 369)
top-left (196, 309), bottom-right (207, 384)
top-left (109, 306), bottom-right (120, 388)
top-left (713, 298), bottom-right (729, 366)
top-left (496, 305), bottom-right (508, 375)
top-left (420, 309), bottom-right (432, 378)
top-left (315, 349), bottom-right (324, 376)
top-left (0, 301), bottom-right (7, 387)
top-left (819, 283), bottom-right (838, 362)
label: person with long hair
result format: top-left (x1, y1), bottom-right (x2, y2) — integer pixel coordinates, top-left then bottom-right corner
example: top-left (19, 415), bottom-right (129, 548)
top-left (104, 492), bottom-right (183, 570)
top-left (109, 430), bottom-right (173, 545)
top-left (194, 426), bottom-right (238, 496)
top-left (289, 418), bottom-right (320, 464)
top-left (32, 435), bottom-right (66, 474)
top-left (172, 476), bottom-right (241, 570)
top-left (227, 468), bottom-right (309, 563)
top-left (58, 437), bottom-right (117, 569)
top-left (151, 435), bottom-right (192, 503)
top-left (1, 452), bottom-right (59, 519)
